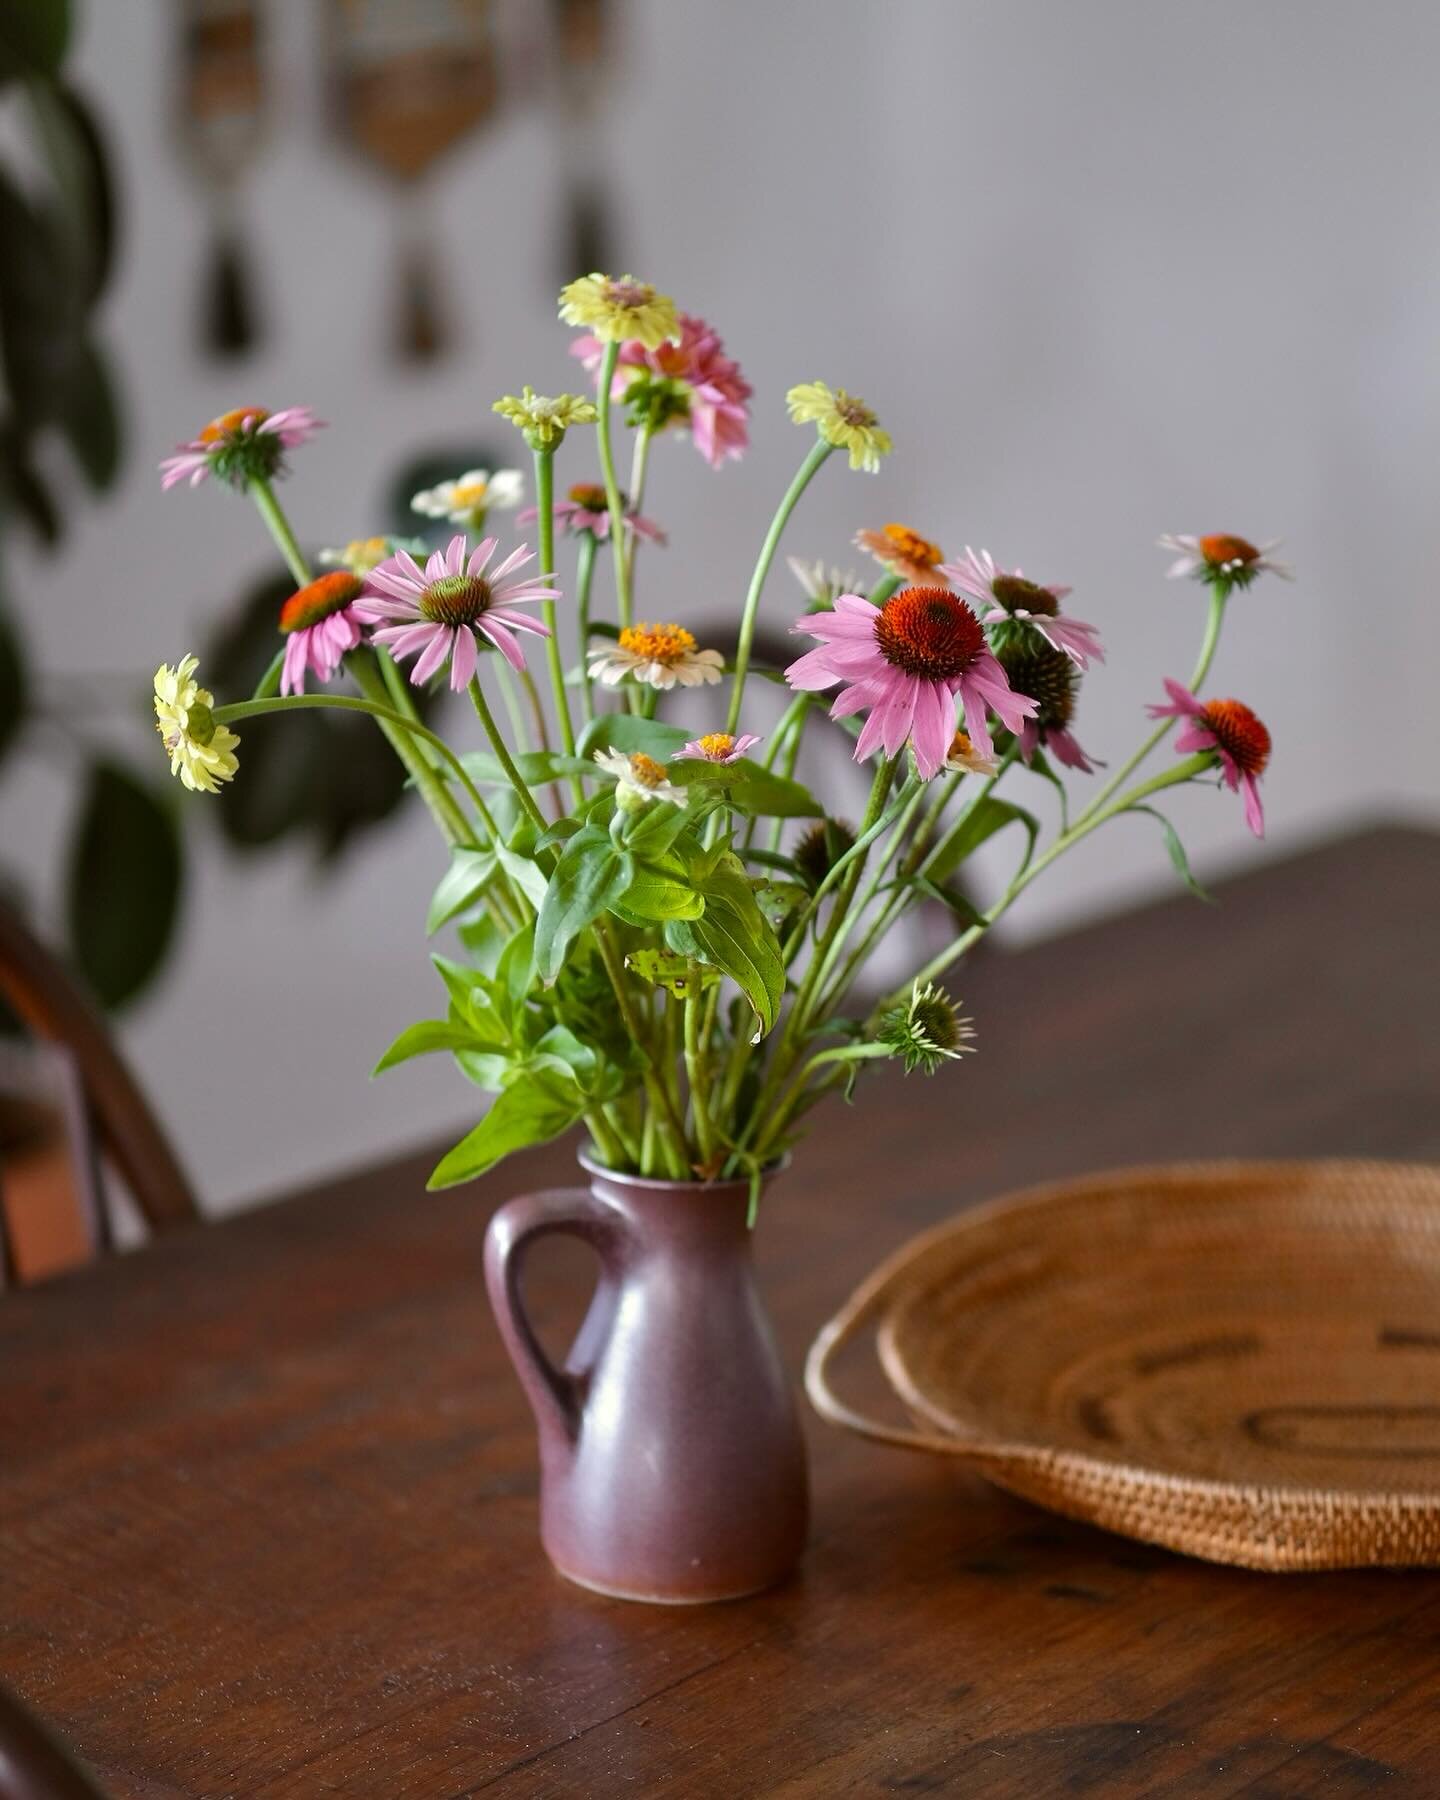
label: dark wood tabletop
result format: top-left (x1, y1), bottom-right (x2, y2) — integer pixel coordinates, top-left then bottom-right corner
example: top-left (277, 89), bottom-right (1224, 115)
top-left (3, 825), bottom-right (1438, 1799)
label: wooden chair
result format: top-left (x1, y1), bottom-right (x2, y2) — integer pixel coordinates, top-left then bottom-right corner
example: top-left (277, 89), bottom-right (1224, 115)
top-left (0, 1684), bottom-right (109, 1800)
top-left (0, 901), bottom-right (198, 1284)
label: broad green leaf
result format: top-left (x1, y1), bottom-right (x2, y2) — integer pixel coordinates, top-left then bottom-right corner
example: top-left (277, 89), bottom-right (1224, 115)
top-left (461, 749), bottom-right (594, 786)
top-left (430, 955), bottom-right (509, 1041)
top-left (616, 854), bottom-right (706, 922)
top-left (913, 876), bottom-right (988, 929)
top-left (458, 911), bottom-right (506, 975)
top-left (1133, 805), bottom-right (1216, 904)
top-left (755, 879), bottom-right (808, 930)
top-left (65, 760), bottom-right (183, 1009)
top-left (577, 713), bottom-right (688, 760)
top-left (534, 828), bottom-right (634, 983)
top-left (428, 847), bottom-right (499, 933)
top-left (623, 798), bottom-right (702, 857)
top-left (372, 1019), bottom-right (486, 1075)
top-left (665, 850), bottom-right (784, 1036)
top-left (427, 1078), bottom-right (585, 1189)
top-left (625, 947), bottom-right (719, 998)
top-left (494, 840), bottom-right (548, 908)
top-left (926, 796), bottom-right (1040, 885)
top-left (667, 757), bottom-right (822, 819)
top-left (496, 919), bottom-right (536, 1015)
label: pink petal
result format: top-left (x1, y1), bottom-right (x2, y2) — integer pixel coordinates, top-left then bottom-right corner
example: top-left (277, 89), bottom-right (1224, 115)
top-left (445, 534), bottom-right (467, 576)
top-left (1242, 773), bottom-right (1265, 837)
top-left (280, 633), bottom-right (309, 696)
top-left (1174, 722), bottom-right (1218, 755)
top-left (448, 624), bottom-right (478, 690)
top-left (370, 622), bottom-right (441, 658)
top-left (785, 645), bottom-right (847, 691)
top-left (489, 543), bottom-right (535, 583)
top-left (424, 548), bottom-right (448, 581)
top-left (484, 607), bottom-right (551, 636)
top-left (410, 626), bottom-right (454, 686)
top-left (477, 617), bottom-right (527, 672)
top-left (467, 536), bottom-right (499, 579)
top-left (909, 679), bottom-right (953, 780)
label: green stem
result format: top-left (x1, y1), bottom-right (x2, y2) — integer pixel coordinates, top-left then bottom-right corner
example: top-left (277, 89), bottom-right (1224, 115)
top-left (575, 532), bottom-right (599, 723)
top-left (532, 448), bottom-right (580, 798)
top-left (595, 342), bottom-right (634, 631)
top-left (726, 438), bottom-right (834, 735)
top-left (583, 1108), bottom-right (626, 1170)
top-left (1074, 581), bottom-right (1228, 829)
top-left (493, 659), bottom-right (532, 753)
top-left (251, 647), bottom-right (285, 700)
top-left (592, 919), bottom-right (690, 1168)
top-left (624, 423), bottom-right (655, 601)
top-left (467, 677), bottom-right (548, 837)
top-left (683, 962), bottom-right (718, 1168)
top-left (247, 477), bottom-right (310, 586)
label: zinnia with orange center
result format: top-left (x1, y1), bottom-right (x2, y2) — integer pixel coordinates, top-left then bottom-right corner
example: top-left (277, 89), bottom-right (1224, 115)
top-left (785, 584), bottom-right (1037, 779)
top-left (1147, 679), bottom-right (1272, 837)
top-left (588, 622), bottom-right (723, 690)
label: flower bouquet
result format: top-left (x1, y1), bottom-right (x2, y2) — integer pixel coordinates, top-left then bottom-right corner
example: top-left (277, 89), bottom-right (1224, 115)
top-left (152, 272), bottom-right (1285, 1601)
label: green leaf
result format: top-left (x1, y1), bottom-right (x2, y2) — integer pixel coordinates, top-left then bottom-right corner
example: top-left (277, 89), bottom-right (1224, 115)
top-left (625, 947), bottom-right (719, 998)
top-left (1133, 805), bottom-right (1215, 904)
top-left (0, 606), bottom-right (26, 771)
top-left (428, 847), bottom-right (499, 933)
top-left (66, 759), bottom-right (183, 1009)
top-left (913, 876), bottom-right (988, 929)
top-left (1021, 746), bottom-right (1070, 832)
top-left (622, 798), bottom-right (702, 857)
top-left (496, 919), bottom-right (536, 1015)
top-left (667, 757), bottom-right (822, 819)
top-left (577, 713), bottom-right (689, 760)
top-left (372, 1019), bottom-right (485, 1076)
top-left (461, 749), bottom-right (594, 786)
top-left (494, 840), bottom-right (549, 908)
top-left (0, 1), bottom-right (71, 82)
top-left (665, 850), bottom-right (784, 1036)
top-left (427, 1078), bottom-right (586, 1189)
top-left (534, 828), bottom-right (634, 984)
top-left (430, 954), bottom-right (509, 1041)
top-left (616, 853), bottom-right (706, 922)
top-left (926, 796), bottom-right (1040, 885)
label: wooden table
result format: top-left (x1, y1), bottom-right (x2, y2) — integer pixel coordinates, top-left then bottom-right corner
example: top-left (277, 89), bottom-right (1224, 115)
top-left (3, 826), bottom-right (1438, 1798)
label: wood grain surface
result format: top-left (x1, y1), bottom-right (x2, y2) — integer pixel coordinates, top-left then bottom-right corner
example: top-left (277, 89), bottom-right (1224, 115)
top-left (1, 825), bottom-right (1436, 1798)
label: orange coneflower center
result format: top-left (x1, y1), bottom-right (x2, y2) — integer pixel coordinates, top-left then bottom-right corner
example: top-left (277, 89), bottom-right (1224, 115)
top-left (629, 753), bottom-right (669, 789)
top-left (569, 483), bottom-right (615, 512)
top-left (420, 574), bottom-right (491, 627)
top-left (619, 622), bottom-right (695, 665)
top-left (1200, 699), bottom-right (1271, 776)
top-left (874, 586), bottom-right (984, 681)
top-left (991, 573), bottom-right (1059, 618)
top-left (696, 733), bottom-right (735, 759)
top-left (280, 571), bottom-right (362, 634)
top-left (882, 523), bottom-right (943, 570)
top-left (1199, 534), bottom-right (1260, 568)
top-left (200, 406), bottom-right (267, 443)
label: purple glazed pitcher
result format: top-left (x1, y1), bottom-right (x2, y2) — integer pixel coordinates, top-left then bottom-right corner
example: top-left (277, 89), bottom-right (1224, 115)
top-left (483, 1155), bottom-right (808, 1603)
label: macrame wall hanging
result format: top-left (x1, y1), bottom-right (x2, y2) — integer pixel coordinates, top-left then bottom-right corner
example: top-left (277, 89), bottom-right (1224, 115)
top-left (327, 0), bottom-right (499, 362)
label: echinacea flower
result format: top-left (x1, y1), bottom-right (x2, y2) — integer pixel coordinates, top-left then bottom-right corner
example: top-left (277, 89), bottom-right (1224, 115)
top-left (675, 732), bottom-right (761, 764)
top-left (785, 585), bottom-right (1037, 779)
top-left (592, 748), bottom-right (687, 809)
top-left (878, 981), bottom-right (976, 1075)
top-left (1158, 534), bottom-right (1293, 589)
top-left (942, 730), bottom-right (999, 777)
top-left (588, 622), bottom-right (724, 691)
top-left (571, 312), bottom-right (752, 467)
top-left (153, 655), bottom-right (239, 794)
top-left (278, 571), bottom-right (365, 695)
top-left (788, 557), bottom-right (862, 611)
top-left (559, 273), bottom-right (680, 350)
top-left (944, 547), bottom-right (1104, 670)
top-left (786, 382), bottom-right (892, 472)
top-left (856, 523), bottom-right (949, 587)
top-left (159, 405), bottom-right (322, 491)
top-left (319, 537), bottom-right (393, 576)
top-left (1146, 679), bottom-right (1272, 837)
top-left (354, 534), bottom-right (559, 691)
top-left (411, 468), bottom-right (524, 527)
top-left (518, 483), bottom-right (666, 544)
top-left (997, 641), bottom-right (1097, 773)
top-left (492, 387), bottom-right (598, 449)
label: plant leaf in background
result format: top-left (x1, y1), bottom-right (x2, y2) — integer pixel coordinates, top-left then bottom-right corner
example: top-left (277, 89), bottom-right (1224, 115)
top-left (66, 760), bottom-right (184, 1009)
top-left (0, 0), bottom-right (70, 83)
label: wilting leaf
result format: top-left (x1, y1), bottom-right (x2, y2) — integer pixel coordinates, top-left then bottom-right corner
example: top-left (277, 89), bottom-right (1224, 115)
top-left (1133, 805), bottom-right (1215, 904)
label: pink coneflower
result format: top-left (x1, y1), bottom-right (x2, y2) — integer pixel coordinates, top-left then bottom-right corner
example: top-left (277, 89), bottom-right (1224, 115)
top-left (159, 405), bottom-right (323, 491)
top-left (572, 312), bottom-right (752, 467)
top-left (785, 586), bottom-right (1037, 780)
top-left (354, 534), bottom-right (560, 691)
top-left (943, 546), bottom-right (1104, 671)
top-left (674, 732), bottom-right (762, 764)
top-left (1147, 679), bottom-right (1271, 837)
top-left (518, 483), bottom-right (666, 544)
top-left (278, 572), bottom-right (365, 695)
top-left (1159, 534), bottom-right (1292, 589)
top-left (997, 642), bottom-right (1097, 774)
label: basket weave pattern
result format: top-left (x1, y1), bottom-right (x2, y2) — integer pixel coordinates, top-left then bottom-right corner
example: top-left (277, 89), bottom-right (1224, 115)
top-left (807, 1161), bottom-right (1440, 1570)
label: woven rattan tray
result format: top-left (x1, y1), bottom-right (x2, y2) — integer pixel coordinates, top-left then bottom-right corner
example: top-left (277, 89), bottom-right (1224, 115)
top-left (806, 1161), bottom-right (1440, 1570)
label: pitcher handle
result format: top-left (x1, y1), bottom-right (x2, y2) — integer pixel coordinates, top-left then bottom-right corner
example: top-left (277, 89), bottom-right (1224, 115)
top-left (484, 1186), bottom-right (622, 1447)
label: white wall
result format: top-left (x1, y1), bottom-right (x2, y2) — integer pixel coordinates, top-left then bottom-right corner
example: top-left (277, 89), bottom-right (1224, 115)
top-left (3, 0), bottom-right (1436, 1212)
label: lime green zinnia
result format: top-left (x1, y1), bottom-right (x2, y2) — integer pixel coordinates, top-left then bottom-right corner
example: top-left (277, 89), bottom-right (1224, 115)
top-left (154, 654), bottom-right (240, 794)
top-left (786, 380), bottom-right (893, 472)
top-left (492, 386), bottom-right (599, 450)
top-left (558, 273), bottom-right (680, 351)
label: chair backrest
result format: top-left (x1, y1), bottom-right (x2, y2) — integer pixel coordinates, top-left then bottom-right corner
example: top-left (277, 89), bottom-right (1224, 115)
top-left (0, 900), bottom-right (198, 1282)
top-left (0, 1684), bottom-right (110, 1800)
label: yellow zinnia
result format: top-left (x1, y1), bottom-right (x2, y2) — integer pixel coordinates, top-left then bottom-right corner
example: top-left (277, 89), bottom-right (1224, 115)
top-left (492, 387), bottom-right (599, 449)
top-left (154, 655), bottom-right (240, 794)
top-left (786, 381), bottom-right (894, 472)
top-left (558, 273), bottom-right (680, 350)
